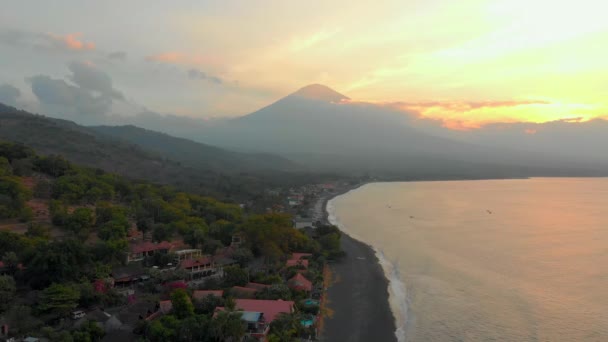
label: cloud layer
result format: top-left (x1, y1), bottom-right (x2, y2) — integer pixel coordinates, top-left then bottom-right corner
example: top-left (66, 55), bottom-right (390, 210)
top-left (0, 84), bottom-right (21, 107)
top-left (26, 62), bottom-right (126, 122)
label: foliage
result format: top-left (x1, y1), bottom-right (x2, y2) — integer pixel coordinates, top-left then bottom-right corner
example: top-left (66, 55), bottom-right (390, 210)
top-left (256, 284), bottom-right (292, 300)
top-left (269, 313), bottom-right (303, 341)
top-left (194, 294), bottom-right (225, 315)
top-left (26, 239), bottom-right (93, 288)
top-left (222, 266), bottom-right (249, 287)
top-left (4, 305), bottom-right (42, 336)
top-left (231, 248), bottom-right (254, 267)
top-left (72, 320), bottom-right (105, 342)
top-left (171, 288), bottom-right (195, 319)
top-left (209, 311), bottom-right (245, 342)
top-left (0, 174), bottom-right (31, 218)
top-left (38, 283), bottom-right (81, 316)
top-left (0, 275), bottom-right (16, 312)
top-left (65, 207), bottom-right (95, 240)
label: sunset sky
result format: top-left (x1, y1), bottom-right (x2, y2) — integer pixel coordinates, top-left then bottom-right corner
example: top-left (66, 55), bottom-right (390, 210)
top-left (1, 0), bottom-right (606, 128)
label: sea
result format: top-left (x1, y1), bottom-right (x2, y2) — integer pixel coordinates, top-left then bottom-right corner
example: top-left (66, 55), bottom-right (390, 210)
top-left (327, 178), bottom-right (608, 342)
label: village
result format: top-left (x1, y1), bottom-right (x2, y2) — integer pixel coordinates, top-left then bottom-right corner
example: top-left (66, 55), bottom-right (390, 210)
top-left (0, 148), bottom-right (352, 342)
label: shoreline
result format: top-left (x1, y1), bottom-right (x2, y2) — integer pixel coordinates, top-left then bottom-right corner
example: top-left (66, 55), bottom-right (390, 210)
top-left (319, 183), bottom-right (399, 342)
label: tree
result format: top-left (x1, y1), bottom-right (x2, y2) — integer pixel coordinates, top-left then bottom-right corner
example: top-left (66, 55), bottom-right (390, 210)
top-left (38, 283), bottom-right (81, 316)
top-left (152, 223), bottom-right (173, 242)
top-left (269, 313), bottom-right (302, 341)
top-left (222, 266), bottom-right (248, 287)
top-left (256, 284), bottom-right (291, 301)
top-left (171, 288), bottom-right (195, 319)
top-left (73, 319), bottom-right (105, 342)
top-left (26, 239), bottom-right (92, 288)
top-left (209, 311), bottom-right (245, 342)
top-left (5, 305), bottom-right (42, 336)
top-left (0, 156), bottom-right (12, 176)
top-left (0, 275), bottom-right (16, 312)
top-left (183, 222), bottom-right (209, 249)
top-left (26, 222), bottom-right (51, 239)
top-left (231, 248), bottom-right (254, 267)
top-left (195, 294), bottom-right (225, 315)
top-left (2, 251), bottom-right (19, 274)
top-left (65, 207), bottom-right (95, 240)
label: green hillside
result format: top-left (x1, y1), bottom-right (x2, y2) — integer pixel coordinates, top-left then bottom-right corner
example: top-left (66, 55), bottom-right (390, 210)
top-left (0, 104), bottom-right (327, 202)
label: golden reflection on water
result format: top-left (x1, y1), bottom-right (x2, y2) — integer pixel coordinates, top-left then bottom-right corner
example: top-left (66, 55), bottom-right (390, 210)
top-left (331, 178), bottom-right (608, 341)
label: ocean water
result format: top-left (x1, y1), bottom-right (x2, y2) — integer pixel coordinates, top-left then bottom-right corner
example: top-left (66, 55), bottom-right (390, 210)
top-left (327, 178), bottom-right (608, 342)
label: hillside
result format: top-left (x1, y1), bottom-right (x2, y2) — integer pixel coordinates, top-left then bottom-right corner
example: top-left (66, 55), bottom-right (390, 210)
top-left (0, 104), bottom-right (323, 201)
top-left (89, 125), bottom-right (299, 172)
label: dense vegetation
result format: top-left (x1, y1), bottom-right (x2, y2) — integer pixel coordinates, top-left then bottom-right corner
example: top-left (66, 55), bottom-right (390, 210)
top-left (0, 141), bottom-right (343, 341)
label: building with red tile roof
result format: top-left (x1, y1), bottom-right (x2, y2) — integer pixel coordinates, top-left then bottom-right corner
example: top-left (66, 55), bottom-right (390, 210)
top-left (233, 299), bottom-right (294, 323)
top-left (127, 241), bottom-right (173, 263)
top-left (288, 273), bottom-right (313, 292)
top-left (291, 253), bottom-right (312, 260)
top-left (159, 300), bottom-right (173, 314)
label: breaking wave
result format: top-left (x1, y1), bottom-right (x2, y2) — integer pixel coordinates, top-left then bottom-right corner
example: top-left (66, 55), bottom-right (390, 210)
top-left (327, 196), bottom-right (409, 342)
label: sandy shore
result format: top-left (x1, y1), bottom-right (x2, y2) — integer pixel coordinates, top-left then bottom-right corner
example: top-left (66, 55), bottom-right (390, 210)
top-left (319, 185), bottom-right (398, 342)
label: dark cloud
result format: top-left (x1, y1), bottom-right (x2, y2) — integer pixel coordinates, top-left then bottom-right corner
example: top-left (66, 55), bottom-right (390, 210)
top-left (67, 61), bottom-right (124, 99)
top-left (187, 68), bottom-right (223, 85)
top-left (26, 62), bottom-right (126, 122)
top-left (0, 84), bottom-right (21, 106)
top-left (107, 51), bottom-right (127, 61)
top-left (28, 74), bottom-right (112, 118)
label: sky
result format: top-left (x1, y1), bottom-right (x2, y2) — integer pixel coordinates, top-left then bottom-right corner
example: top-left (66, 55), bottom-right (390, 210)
top-left (1, 0), bottom-right (607, 128)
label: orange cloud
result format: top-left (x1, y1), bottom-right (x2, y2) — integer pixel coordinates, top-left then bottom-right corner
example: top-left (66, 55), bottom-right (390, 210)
top-left (47, 33), bottom-right (95, 51)
top-left (383, 100), bottom-right (556, 130)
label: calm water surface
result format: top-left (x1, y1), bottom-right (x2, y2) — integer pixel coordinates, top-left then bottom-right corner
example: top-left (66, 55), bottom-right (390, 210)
top-left (328, 178), bottom-right (608, 341)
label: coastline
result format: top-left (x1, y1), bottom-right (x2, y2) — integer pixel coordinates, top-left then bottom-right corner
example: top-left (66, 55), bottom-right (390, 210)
top-left (319, 183), bottom-right (399, 342)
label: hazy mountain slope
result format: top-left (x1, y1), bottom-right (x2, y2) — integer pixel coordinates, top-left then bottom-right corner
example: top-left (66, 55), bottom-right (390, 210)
top-left (196, 84), bottom-right (608, 177)
top-left (0, 103), bottom-right (314, 200)
top-left (90, 125), bottom-right (300, 172)
top-left (414, 118), bottom-right (608, 165)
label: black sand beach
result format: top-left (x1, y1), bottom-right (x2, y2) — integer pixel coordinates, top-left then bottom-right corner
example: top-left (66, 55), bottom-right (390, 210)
top-left (320, 187), bottom-right (398, 342)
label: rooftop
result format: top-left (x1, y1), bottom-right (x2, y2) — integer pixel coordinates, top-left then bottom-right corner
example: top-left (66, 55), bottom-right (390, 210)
top-left (234, 299), bottom-right (294, 323)
top-left (288, 273), bottom-right (313, 292)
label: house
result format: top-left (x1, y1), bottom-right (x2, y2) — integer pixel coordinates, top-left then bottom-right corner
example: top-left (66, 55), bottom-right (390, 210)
top-left (234, 299), bottom-right (294, 323)
top-left (217, 299), bottom-right (294, 341)
top-left (240, 311), bottom-right (269, 340)
top-left (159, 300), bottom-right (173, 314)
top-left (126, 241), bottom-right (173, 263)
top-left (179, 256), bottom-right (217, 279)
top-left (0, 261), bottom-right (24, 275)
top-left (193, 290), bottom-right (224, 300)
top-left (74, 309), bottom-right (123, 333)
top-left (231, 233), bottom-right (244, 247)
top-left (294, 216), bottom-right (314, 229)
top-left (111, 265), bottom-right (145, 287)
top-left (288, 273), bottom-right (313, 292)
top-left (174, 249), bottom-right (203, 262)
